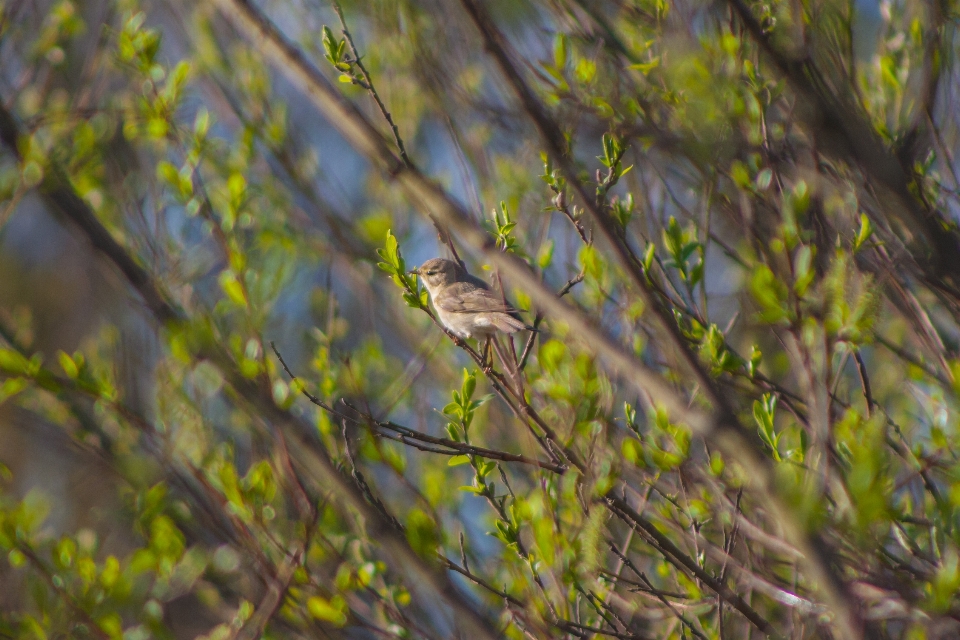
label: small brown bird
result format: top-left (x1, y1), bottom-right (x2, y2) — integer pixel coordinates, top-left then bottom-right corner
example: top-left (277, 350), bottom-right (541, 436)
top-left (410, 258), bottom-right (531, 340)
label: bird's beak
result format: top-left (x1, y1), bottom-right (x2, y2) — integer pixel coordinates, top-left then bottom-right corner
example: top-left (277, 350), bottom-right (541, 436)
top-left (408, 267), bottom-right (420, 275)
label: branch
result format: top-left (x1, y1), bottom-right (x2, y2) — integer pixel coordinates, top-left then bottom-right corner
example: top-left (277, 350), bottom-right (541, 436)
top-left (377, 423), bottom-right (566, 473)
top-left (14, 543), bottom-right (114, 640)
top-left (340, 420), bottom-right (406, 533)
top-left (270, 343), bottom-right (565, 473)
top-left (518, 270), bottom-right (584, 371)
top-left (331, 1), bottom-right (410, 168)
top-left (853, 349), bottom-right (875, 419)
top-left (327, 1), bottom-right (472, 269)
top-left (605, 540), bottom-right (709, 640)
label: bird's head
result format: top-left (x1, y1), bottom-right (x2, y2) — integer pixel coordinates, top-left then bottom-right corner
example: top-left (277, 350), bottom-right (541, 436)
top-left (410, 258), bottom-right (459, 291)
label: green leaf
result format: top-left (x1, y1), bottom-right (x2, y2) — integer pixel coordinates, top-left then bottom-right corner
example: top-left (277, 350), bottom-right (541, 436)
top-left (7, 549), bottom-right (25, 568)
top-left (307, 596), bottom-right (347, 626)
top-left (792, 180), bottom-right (810, 214)
top-left (793, 246), bottom-right (815, 297)
top-left (553, 33), bottom-right (568, 69)
top-left (227, 173), bottom-right (246, 201)
top-left (575, 58), bottom-right (596, 84)
top-left (193, 107), bottom-right (211, 137)
top-left (853, 213), bottom-right (873, 253)
top-left (0, 378), bottom-right (27, 405)
top-left (442, 403), bottom-right (462, 420)
top-left (709, 451), bottom-right (725, 476)
top-left (321, 26), bottom-right (339, 62)
top-left (749, 265), bottom-right (790, 324)
top-left (156, 160), bottom-right (178, 186)
top-left (730, 161), bottom-right (750, 188)
top-left (406, 509), bottom-right (439, 556)
top-left (462, 369), bottom-right (476, 401)
top-left (628, 59), bottom-right (660, 74)
top-left (58, 351), bottom-right (79, 379)
top-left (218, 270), bottom-right (247, 307)
top-left (447, 455), bottom-right (471, 466)
top-left (537, 239), bottom-right (555, 269)
top-left (643, 243), bottom-right (656, 272)
top-left (539, 339), bottom-right (566, 371)
top-left (383, 230), bottom-right (399, 264)
top-left (0, 348), bottom-right (30, 375)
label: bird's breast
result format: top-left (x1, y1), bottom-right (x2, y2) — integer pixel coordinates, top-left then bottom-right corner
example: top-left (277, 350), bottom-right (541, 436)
top-left (435, 308), bottom-right (475, 339)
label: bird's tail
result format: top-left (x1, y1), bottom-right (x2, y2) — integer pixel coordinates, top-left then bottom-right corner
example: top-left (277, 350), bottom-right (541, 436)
top-left (494, 314), bottom-right (537, 334)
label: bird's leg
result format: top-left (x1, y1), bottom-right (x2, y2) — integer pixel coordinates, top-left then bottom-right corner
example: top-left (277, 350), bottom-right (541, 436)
top-left (481, 337), bottom-right (493, 371)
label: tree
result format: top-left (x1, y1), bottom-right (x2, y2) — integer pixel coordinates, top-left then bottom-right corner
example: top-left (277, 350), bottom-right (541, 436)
top-left (0, 0), bottom-right (958, 637)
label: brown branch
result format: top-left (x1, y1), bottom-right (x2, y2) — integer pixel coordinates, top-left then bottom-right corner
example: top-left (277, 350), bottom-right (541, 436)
top-left (441, 555), bottom-right (526, 608)
top-left (270, 342), bottom-right (565, 473)
top-left (555, 620), bottom-right (650, 640)
top-left (853, 349), bottom-right (875, 419)
top-left (370, 420), bottom-right (566, 473)
top-left (330, 1), bottom-right (410, 168)
top-left (340, 420), bottom-right (406, 533)
top-left (328, 1), bottom-right (469, 269)
top-left (605, 540), bottom-right (709, 640)
top-left (518, 270), bottom-right (584, 370)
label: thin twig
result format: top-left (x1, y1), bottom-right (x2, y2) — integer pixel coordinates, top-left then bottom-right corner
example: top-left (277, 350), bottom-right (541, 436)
top-left (604, 495), bottom-right (776, 636)
top-left (519, 270), bottom-right (585, 370)
top-left (853, 349), bottom-right (875, 418)
top-left (271, 342), bottom-right (565, 473)
top-left (606, 540), bottom-right (709, 640)
top-left (330, 1), bottom-right (467, 267)
top-left (331, 1), bottom-right (409, 168)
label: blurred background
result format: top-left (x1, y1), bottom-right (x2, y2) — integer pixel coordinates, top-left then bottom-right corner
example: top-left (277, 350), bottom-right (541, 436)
top-left (1, 0), bottom-right (959, 637)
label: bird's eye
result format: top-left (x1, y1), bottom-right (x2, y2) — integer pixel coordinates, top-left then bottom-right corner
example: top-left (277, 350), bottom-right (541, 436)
top-left (425, 270), bottom-right (435, 275)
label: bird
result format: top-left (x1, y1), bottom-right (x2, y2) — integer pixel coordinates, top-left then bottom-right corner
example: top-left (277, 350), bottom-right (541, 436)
top-left (410, 258), bottom-right (533, 341)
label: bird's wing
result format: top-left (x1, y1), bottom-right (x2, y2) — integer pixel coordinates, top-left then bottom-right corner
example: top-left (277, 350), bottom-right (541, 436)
top-left (435, 283), bottom-right (521, 314)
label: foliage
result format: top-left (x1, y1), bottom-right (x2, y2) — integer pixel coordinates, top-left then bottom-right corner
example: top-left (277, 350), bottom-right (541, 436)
top-left (1, 0), bottom-right (959, 638)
